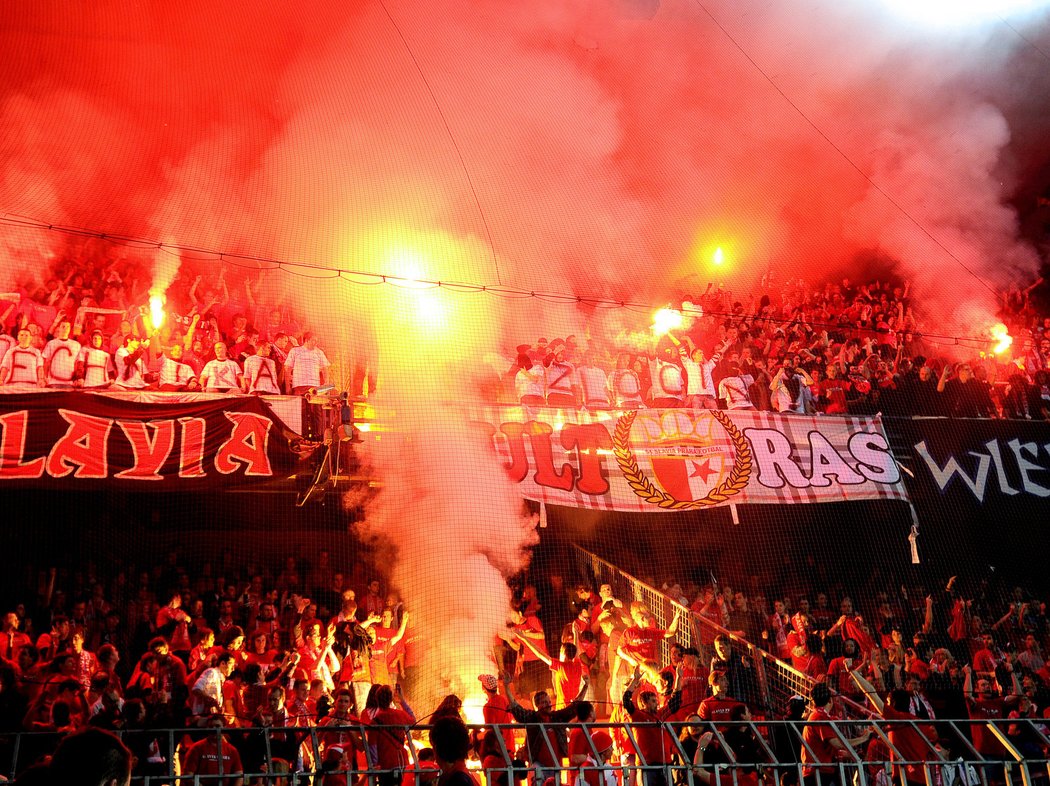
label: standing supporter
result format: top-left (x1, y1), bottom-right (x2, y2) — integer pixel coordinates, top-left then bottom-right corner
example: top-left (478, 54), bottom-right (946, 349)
top-left (673, 334), bottom-right (723, 409)
top-left (515, 634), bottom-right (585, 710)
top-left (504, 606), bottom-right (550, 698)
top-left (769, 600), bottom-right (792, 660)
top-left (622, 667), bottom-right (682, 786)
top-left (717, 362), bottom-right (755, 410)
top-left (648, 345), bottom-right (684, 408)
top-left (826, 639), bottom-right (867, 701)
top-left (75, 330), bottom-right (115, 389)
top-left (69, 629), bottom-right (99, 691)
top-left (190, 652), bottom-right (236, 723)
top-left (800, 683), bottom-right (872, 786)
top-left (963, 663), bottom-right (1021, 761)
top-left (610, 353), bottom-right (646, 409)
top-left (430, 715), bottom-right (479, 786)
top-left (369, 608), bottom-right (409, 687)
top-left (285, 332), bottom-right (330, 394)
top-left (813, 362), bottom-right (851, 414)
top-left (0, 611), bottom-right (32, 661)
top-left (578, 729), bottom-right (617, 786)
top-left (0, 326), bottom-right (44, 385)
top-left (113, 334), bottom-right (152, 389)
top-left (157, 343), bottom-right (199, 391)
top-left (479, 673), bottom-right (517, 766)
top-left (616, 602), bottom-right (681, 689)
top-left (317, 688), bottom-right (364, 780)
top-left (502, 670), bottom-right (588, 786)
top-left (200, 341), bottom-right (244, 393)
top-left (577, 350), bottom-right (612, 409)
top-left (697, 672), bottom-right (745, 723)
top-left (770, 358), bottom-right (812, 414)
top-left (514, 352), bottom-right (546, 407)
top-left (242, 342), bottom-right (281, 394)
top-left (937, 362), bottom-right (995, 418)
top-left (852, 672), bottom-right (938, 786)
top-left (366, 683), bottom-right (416, 786)
top-left (42, 319), bottom-right (81, 388)
top-left (544, 340), bottom-right (579, 407)
top-left (182, 714), bottom-right (244, 786)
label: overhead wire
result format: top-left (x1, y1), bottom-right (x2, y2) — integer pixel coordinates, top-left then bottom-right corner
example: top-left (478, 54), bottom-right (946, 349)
top-left (0, 214), bottom-right (1017, 350)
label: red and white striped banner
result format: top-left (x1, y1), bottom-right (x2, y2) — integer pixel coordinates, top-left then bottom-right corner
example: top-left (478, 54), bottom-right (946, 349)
top-left (476, 407), bottom-right (910, 512)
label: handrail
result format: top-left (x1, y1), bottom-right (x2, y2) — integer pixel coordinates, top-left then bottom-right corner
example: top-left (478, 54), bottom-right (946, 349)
top-left (3, 720), bottom-right (1046, 785)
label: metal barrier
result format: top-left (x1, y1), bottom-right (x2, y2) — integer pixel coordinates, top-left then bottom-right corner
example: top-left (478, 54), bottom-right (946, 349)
top-left (571, 544), bottom-right (876, 722)
top-left (3, 718), bottom-right (1047, 786)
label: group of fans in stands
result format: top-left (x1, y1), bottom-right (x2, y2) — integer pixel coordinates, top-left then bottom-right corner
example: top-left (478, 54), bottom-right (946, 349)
top-left (5, 254), bottom-right (1050, 422)
top-left (1, 547), bottom-right (1047, 784)
top-left (0, 259), bottom-right (330, 396)
top-left (505, 279), bottom-right (1050, 419)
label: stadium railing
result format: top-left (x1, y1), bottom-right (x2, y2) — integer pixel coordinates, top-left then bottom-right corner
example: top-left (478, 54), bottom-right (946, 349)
top-left (2, 718), bottom-right (1046, 786)
top-left (571, 544), bottom-right (877, 722)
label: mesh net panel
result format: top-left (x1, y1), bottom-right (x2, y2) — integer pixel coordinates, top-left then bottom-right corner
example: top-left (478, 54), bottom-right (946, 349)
top-left (1, 2), bottom-right (1049, 780)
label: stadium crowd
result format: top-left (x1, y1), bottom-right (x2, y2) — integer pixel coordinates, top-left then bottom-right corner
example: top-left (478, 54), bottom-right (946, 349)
top-left (0, 545), bottom-right (1047, 783)
top-left (504, 278), bottom-right (1050, 419)
top-left (0, 258), bottom-right (331, 396)
top-left (2, 253), bottom-right (1050, 421)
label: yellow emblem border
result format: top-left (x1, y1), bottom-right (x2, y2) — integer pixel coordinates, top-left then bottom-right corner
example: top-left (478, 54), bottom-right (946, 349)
top-left (612, 409), bottom-right (754, 509)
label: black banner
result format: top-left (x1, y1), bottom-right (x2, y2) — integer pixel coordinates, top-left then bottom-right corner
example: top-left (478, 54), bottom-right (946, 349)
top-left (884, 416), bottom-right (1050, 587)
top-left (0, 392), bottom-right (304, 490)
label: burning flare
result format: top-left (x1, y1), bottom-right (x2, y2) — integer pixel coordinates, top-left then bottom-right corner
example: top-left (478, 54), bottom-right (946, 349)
top-left (990, 322), bottom-right (1012, 355)
top-left (652, 307), bottom-right (684, 337)
top-left (149, 293), bottom-right (166, 331)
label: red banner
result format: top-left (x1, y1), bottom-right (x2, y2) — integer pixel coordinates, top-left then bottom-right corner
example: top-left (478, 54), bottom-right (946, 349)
top-left (0, 391), bottom-right (305, 489)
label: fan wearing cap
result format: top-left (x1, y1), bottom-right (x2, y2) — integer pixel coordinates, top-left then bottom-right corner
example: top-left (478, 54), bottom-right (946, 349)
top-left (479, 673), bottom-right (517, 763)
top-left (577, 729), bottom-right (616, 786)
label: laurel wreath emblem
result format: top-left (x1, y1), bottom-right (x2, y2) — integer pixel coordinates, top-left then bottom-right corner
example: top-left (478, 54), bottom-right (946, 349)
top-left (613, 409), bottom-right (753, 509)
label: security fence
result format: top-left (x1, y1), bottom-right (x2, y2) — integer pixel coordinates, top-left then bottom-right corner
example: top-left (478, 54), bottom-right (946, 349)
top-left (3, 718), bottom-right (1047, 786)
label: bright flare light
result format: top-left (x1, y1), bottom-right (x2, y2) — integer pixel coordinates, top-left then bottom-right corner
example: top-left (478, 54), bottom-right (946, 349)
top-left (713, 247), bottom-right (725, 265)
top-left (149, 294), bottom-right (165, 330)
top-left (991, 323), bottom-right (1013, 355)
top-left (652, 308), bottom-right (684, 336)
top-left (879, 0), bottom-right (1050, 27)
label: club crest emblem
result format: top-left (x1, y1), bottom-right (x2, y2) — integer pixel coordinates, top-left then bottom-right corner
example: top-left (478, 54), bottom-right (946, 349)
top-left (613, 409), bottom-right (753, 509)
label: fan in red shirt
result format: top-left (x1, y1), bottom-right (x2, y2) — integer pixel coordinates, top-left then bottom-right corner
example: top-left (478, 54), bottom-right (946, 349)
top-left (622, 667), bottom-right (683, 786)
top-left (851, 672), bottom-right (938, 786)
top-left (365, 683), bottom-right (416, 786)
top-left (697, 672), bottom-right (746, 724)
top-left (963, 663), bottom-right (1021, 759)
top-left (826, 638), bottom-right (867, 701)
top-left (515, 633), bottom-right (586, 710)
top-left (617, 602), bottom-right (682, 688)
top-left (689, 727), bottom-right (761, 786)
top-left (801, 683), bottom-right (873, 786)
top-left (478, 673), bottom-right (517, 765)
top-left (182, 715), bottom-right (245, 786)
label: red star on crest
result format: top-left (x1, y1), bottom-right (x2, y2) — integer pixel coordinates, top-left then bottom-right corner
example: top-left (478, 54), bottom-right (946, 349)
top-left (689, 459), bottom-right (716, 484)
